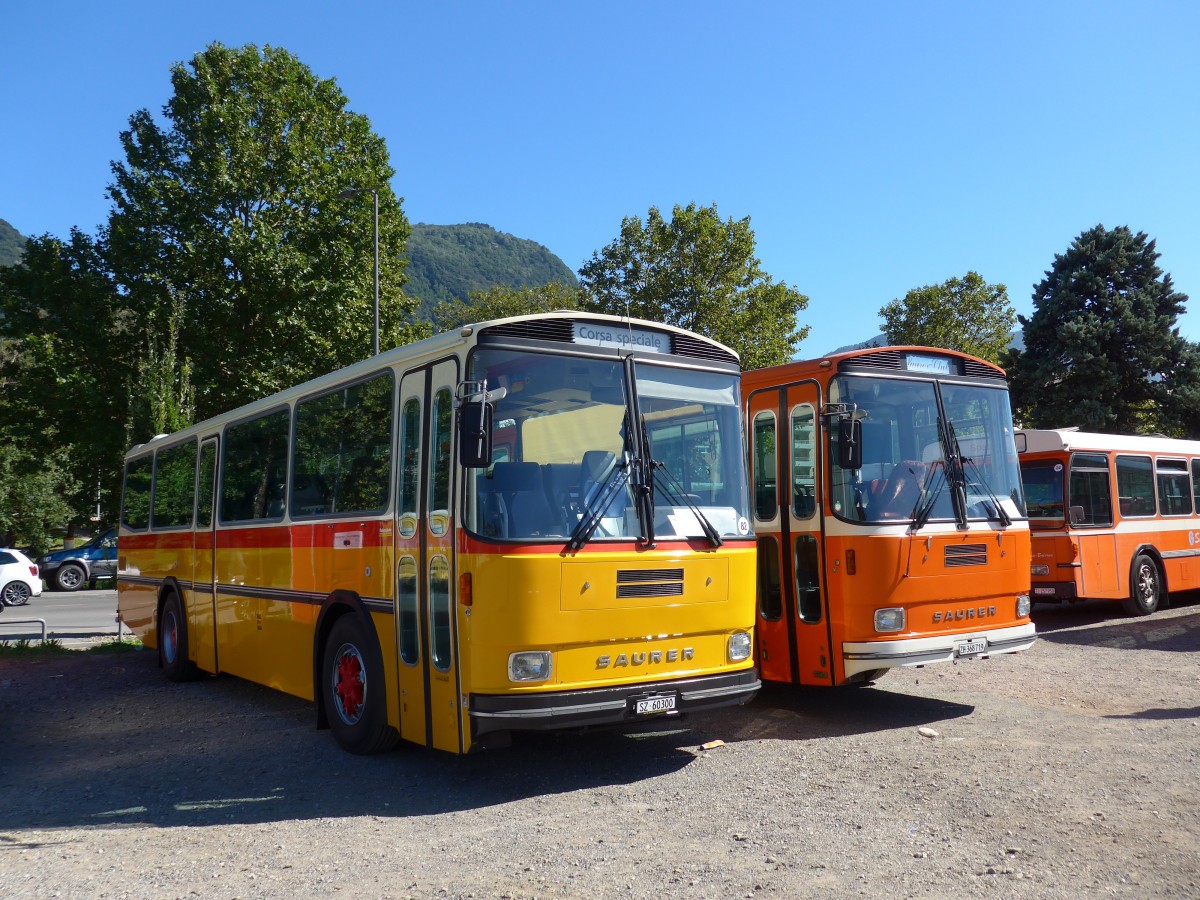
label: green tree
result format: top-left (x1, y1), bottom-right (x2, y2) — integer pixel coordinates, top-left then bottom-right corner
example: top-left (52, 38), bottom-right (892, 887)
top-left (578, 203), bottom-right (809, 369)
top-left (1007, 225), bottom-right (1193, 433)
top-left (879, 272), bottom-right (1015, 363)
top-left (430, 281), bottom-right (585, 332)
top-left (104, 42), bottom-right (421, 427)
top-left (0, 445), bottom-right (80, 553)
top-left (0, 231), bottom-right (127, 529)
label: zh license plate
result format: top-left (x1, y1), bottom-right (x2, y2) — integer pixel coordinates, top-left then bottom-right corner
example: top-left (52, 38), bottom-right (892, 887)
top-left (634, 694), bottom-right (677, 716)
top-left (1033, 586), bottom-right (1057, 595)
top-left (955, 639), bottom-right (987, 658)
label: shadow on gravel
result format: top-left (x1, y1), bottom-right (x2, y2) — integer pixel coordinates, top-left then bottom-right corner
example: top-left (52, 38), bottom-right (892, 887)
top-left (1031, 593), bottom-right (1200, 653)
top-left (1105, 705), bottom-right (1200, 722)
top-left (0, 647), bottom-right (986, 834)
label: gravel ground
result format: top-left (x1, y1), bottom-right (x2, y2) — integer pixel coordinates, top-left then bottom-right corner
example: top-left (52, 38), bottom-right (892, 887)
top-left (2, 596), bottom-right (1198, 899)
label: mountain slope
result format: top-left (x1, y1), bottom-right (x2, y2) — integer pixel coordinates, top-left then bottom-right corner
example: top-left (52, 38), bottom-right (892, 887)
top-left (0, 218), bottom-right (26, 267)
top-left (404, 223), bottom-right (576, 320)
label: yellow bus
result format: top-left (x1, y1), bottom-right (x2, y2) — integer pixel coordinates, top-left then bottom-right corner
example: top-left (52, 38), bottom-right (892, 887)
top-left (1017, 428), bottom-right (1200, 614)
top-left (117, 312), bottom-right (759, 753)
top-left (743, 346), bottom-right (1036, 686)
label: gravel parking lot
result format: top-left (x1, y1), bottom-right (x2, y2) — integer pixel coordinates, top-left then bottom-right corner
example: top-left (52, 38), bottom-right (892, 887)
top-left (1, 596), bottom-right (1198, 899)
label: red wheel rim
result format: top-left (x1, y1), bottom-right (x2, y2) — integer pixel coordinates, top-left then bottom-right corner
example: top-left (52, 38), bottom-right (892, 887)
top-left (332, 644), bottom-right (366, 724)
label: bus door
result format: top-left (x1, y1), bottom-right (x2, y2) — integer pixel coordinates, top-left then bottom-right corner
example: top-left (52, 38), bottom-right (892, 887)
top-left (191, 437), bottom-right (219, 672)
top-left (749, 381), bottom-right (831, 685)
top-left (395, 360), bottom-right (463, 753)
top-left (785, 383), bottom-right (833, 685)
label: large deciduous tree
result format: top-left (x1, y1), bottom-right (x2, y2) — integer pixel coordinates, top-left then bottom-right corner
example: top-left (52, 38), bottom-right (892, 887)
top-left (879, 272), bottom-right (1015, 363)
top-left (578, 203), bottom-right (809, 370)
top-left (105, 42), bottom-right (421, 427)
top-left (1007, 225), bottom-right (1194, 433)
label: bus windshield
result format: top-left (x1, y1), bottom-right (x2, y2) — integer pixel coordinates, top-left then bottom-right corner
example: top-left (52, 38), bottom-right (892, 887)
top-left (1020, 459), bottom-right (1066, 527)
top-left (829, 375), bottom-right (1026, 525)
top-left (465, 348), bottom-right (750, 541)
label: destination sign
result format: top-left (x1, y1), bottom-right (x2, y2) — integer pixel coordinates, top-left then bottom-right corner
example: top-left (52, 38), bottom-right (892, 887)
top-left (573, 322), bottom-right (668, 353)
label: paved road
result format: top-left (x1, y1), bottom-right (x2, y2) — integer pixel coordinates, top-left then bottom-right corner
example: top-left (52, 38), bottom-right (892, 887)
top-left (0, 587), bottom-right (124, 647)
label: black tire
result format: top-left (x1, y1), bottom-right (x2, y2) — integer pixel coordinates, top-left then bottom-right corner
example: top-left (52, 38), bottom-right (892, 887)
top-left (1, 581), bottom-right (31, 607)
top-left (321, 615), bottom-right (398, 754)
top-left (1122, 553), bottom-right (1163, 617)
top-left (54, 563), bottom-right (86, 592)
top-left (160, 591), bottom-right (198, 681)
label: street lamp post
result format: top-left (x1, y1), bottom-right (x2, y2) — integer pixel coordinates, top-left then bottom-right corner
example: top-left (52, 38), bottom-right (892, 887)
top-left (338, 187), bottom-right (380, 357)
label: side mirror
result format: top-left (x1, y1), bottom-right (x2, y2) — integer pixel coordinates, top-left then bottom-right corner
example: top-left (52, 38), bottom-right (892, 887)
top-left (1069, 505), bottom-right (1085, 525)
top-left (838, 418), bottom-right (862, 470)
top-left (458, 400), bottom-right (492, 468)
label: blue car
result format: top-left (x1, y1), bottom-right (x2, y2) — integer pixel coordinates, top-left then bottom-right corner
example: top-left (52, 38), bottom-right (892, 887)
top-left (38, 529), bottom-right (117, 592)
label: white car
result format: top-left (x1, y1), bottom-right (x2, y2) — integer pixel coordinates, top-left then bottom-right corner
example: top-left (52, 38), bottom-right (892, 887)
top-left (0, 548), bottom-right (42, 607)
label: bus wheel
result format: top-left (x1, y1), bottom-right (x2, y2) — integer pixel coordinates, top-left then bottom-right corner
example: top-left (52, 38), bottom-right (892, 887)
top-left (322, 616), bottom-right (398, 755)
top-left (161, 591), bottom-right (198, 681)
top-left (1123, 554), bottom-right (1162, 617)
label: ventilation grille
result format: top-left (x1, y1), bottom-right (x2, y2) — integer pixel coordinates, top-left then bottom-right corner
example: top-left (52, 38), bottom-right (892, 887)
top-left (843, 350), bottom-right (904, 371)
top-left (616, 567), bottom-right (685, 598)
top-left (944, 544), bottom-right (988, 567)
top-left (670, 333), bottom-right (739, 364)
top-left (961, 359), bottom-right (1007, 381)
top-left (480, 319), bottom-right (576, 343)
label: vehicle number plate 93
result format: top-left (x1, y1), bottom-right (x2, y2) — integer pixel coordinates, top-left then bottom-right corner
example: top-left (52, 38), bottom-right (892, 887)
top-left (634, 694), bottom-right (677, 715)
top-left (955, 639), bottom-right (987, 658)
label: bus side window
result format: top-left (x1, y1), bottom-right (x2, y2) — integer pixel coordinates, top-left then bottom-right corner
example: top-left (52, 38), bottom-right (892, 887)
top-left (757, 535), bottom-right (782, 621)
top-left (753, 411), bottom-right (777, 521)
top-left (1193, 459), bottom-right (1200, 514)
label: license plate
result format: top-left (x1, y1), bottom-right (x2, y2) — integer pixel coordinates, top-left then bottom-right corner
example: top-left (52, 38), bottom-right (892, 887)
top-left (1033, 586), bottom-right (1057, 595)
top-left (635, 694), bottom-right (677, 715)
top-left (955, 639), bottom-right (987, 657)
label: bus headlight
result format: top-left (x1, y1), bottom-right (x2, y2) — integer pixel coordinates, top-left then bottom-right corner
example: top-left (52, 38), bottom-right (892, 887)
top-left (1016, 594), bottom-right (1031, 618)
top-left (874, 608), bottom-right (905, 633)
top-left (508, 651), bottom-right (552, 683)
top-left (1031, 564), bottom-right (1050, 576)
top-left (727, 631), bottom-right (752, 662)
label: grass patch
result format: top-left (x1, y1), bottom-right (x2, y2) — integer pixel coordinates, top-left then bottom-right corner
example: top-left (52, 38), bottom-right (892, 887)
top-left (0, 638), bottom-right (70, 657)
top-left (0, 637), bottom-right (143, 657)
top-left (88, 638), bottom-right (144, 653)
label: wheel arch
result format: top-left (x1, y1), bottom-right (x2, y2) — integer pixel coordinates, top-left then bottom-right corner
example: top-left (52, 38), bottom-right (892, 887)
top-left (313, 589), bottom-right (380, 731)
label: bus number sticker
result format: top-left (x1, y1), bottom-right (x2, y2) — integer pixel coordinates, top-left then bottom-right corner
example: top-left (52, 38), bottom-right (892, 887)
top-left (334, 530), bottom-right (363, 549)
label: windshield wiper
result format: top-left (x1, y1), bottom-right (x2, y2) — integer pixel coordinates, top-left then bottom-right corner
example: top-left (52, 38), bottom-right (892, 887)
top-left (961, 456), bottom-right (1013, 527)
top-left (910, 460), bottom-right (947, 533)
top-left (941, 419), bottom-right (970, 529)
top-left (567, 456), bottom-right (630, 551)
top-left (651, 461), bottom-right (723, 547)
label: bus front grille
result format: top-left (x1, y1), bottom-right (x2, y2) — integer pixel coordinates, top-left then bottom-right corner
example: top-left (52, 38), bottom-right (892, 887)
top-left (616, 567), bottom-right (685, 598)
top-left (944, 544), bottom-right (988, 567)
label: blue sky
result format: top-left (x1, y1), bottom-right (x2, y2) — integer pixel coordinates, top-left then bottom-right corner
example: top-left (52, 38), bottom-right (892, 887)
top-left (3, 1), bottom-right (1198, 354)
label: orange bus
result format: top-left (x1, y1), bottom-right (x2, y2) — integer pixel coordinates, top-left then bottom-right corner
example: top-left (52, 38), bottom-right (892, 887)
top-left (1016, 429), bottom-right (1200, 615)
top-left (118, 312), bottom-right (759, 754)
top-left (743, 346), bottom-right (1035, 686)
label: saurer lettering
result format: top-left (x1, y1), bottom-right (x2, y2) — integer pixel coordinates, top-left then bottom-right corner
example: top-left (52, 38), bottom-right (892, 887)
top-left (932, 606), bottom-right (997, 623)
top-left (596, 648), bottom-right (694, 669)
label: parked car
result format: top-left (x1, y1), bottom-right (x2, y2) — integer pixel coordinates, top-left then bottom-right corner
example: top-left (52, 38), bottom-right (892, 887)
top-left (37, 529), bottom-right (117, 592)
top-left (0, 548), bottom-right (42, 607)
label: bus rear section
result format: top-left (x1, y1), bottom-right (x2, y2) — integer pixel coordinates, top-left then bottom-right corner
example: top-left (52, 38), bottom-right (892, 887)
top-left (745, 346), bottom-right (1036, 686)
top-left (1018, 428), bottom-right (1200, 615)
